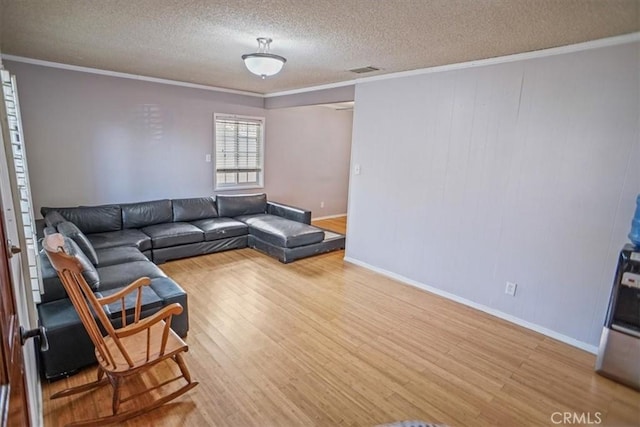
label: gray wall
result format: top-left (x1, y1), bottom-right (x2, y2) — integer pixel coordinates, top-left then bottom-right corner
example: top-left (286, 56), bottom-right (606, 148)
top-left (266, 106), bottom-right (352, 216)
top-left (264, 85), bottom-right (355, 109)
top-left (347, 42), bottom-right (640, 349)
top-left (5, 61), bottom-right (352, 217)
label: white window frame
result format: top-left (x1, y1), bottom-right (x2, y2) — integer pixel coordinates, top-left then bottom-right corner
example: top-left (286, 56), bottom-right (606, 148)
top-left (213, 113), bottom-right (265, 191)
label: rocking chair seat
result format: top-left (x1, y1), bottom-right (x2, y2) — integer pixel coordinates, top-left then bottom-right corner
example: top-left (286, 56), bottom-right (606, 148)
top-left (99, 320), bottom-right (188, 373)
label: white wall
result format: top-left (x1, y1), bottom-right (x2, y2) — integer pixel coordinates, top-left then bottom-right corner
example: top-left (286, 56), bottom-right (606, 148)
top-left (4, 61), bottom-right (352, 217)
top-left (266, 106), bottom-right (352, 217)
top-left (347, 41), bottom-right (640, 349)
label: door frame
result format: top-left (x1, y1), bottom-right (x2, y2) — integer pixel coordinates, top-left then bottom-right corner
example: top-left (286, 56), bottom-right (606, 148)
top-left (0, 63), bottom-right (42, 427)
top-left (0, 195), bottom-right (30, 426)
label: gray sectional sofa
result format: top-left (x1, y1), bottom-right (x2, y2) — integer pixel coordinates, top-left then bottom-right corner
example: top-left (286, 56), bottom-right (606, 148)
top-left (38, 193), bottom-right (345, 379)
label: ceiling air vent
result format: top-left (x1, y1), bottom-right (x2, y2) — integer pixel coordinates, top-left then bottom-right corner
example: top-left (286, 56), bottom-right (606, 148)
top-left (349, 66), bottom-right (380, 74)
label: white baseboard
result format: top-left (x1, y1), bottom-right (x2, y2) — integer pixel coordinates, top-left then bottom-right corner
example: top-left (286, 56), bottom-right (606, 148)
top-left (343, 256), bottom-right (598, 354)
top-left (313, 213), bottom-right (347, 221)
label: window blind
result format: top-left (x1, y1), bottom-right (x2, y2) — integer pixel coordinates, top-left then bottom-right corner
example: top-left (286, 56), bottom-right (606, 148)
top-left (214, 115), bottom-right (264, 188)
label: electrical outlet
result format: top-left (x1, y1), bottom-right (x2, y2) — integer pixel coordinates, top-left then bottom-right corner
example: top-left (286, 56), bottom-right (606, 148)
top-left (205, 154), bottom-right (211, 162)
top-left (320, 201), bottom-right (325, 208)
top-left (505, 281), bottom-right (517, 296)
top-left (354, 164), bottom-right (361, 175)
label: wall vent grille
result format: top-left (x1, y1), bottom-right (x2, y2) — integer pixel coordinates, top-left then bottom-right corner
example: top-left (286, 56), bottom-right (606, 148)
top-left (349, 66), bottom-right (380, 74)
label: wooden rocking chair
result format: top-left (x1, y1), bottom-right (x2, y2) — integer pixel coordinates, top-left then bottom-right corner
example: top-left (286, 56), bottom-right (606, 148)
top-left (43, 233), bottom-right (198, 426)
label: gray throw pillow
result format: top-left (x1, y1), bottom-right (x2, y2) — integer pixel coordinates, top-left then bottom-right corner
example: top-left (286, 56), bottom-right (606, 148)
top-left (56, 221), bottom-right (99, 265)
top-left (44, 210), bottom-right (66, 228)
top-left (43, 237), bottom-right (100, 290)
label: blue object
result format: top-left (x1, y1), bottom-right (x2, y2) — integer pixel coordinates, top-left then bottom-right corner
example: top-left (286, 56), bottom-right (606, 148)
top-left (630, 194), bottom-right (640, 247)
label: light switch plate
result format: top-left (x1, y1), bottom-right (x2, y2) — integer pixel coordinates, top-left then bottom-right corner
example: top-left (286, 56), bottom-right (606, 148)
top-left (505, 282), bottom-right (517, 296)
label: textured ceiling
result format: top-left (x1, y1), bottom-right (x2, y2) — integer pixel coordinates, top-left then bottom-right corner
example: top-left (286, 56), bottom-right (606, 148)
top-left (1, 0), bottom-right (638, 95)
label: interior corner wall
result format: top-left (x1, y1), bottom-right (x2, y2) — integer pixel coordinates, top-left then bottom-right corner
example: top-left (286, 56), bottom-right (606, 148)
top-left (347, 41), bottom-right (640, 348)
top-left (265, 106), bottom-right (352, 217)
top-left (4, 60), bottom-right (352, 217)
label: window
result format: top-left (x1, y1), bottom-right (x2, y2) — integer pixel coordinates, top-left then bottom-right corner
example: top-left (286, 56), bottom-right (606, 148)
top-left (214, 114), bottom-right (264, 190)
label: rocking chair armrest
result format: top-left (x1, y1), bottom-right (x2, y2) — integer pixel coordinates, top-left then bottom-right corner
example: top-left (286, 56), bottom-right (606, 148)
top-left (96, 277), bottom-right (152, 305)
top-left (114, 303), bottom-right (184, 338)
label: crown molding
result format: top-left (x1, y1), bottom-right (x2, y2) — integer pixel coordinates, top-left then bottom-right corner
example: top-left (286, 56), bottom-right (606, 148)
top-left (267, 32), bottom-right (640, 97)
top-left (351, 32), bottom-right (640, 86)
top-left (0, 54), bottom-right (265, 98)
top-left (3, 32), bottom-right (638, 99)
top-left (263, 79), bottom-right (356, 98)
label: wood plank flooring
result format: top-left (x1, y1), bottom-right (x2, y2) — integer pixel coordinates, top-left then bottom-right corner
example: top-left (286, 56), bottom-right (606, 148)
top-left (42, 216), bottom-right (639, 426)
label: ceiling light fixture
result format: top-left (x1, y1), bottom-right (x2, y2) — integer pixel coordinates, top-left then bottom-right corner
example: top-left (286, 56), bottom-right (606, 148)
top-left (242, 37), bottom-right (286, 79)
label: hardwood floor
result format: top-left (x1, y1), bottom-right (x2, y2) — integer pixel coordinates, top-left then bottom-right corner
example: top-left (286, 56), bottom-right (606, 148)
top-left (42, 216), bottom-right (639, 426)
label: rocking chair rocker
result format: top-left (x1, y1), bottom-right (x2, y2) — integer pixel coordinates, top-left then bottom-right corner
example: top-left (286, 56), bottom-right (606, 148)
top-left (43, 233), bottom-right (198, 426)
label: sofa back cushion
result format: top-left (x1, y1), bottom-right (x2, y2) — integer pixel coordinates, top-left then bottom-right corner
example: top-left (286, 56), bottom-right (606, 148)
top-left (42, 237), bottom-right (100, 291)
top-left (216, 193), bottom-right (267, 218)
top-left (172, 197), bottom-right (217, 222)
top-left (56, 221), bottom-right (99, 265)
top-left (121, 199), bottom-right (172, 229)
top-left (43, 210), bottom-right (66, 228)
top-left (41, 205), bottom-right (122, 234)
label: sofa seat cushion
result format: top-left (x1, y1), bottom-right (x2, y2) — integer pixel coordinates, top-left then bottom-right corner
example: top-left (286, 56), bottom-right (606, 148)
top-left (236, 214), bottom-right (325, 249)
top-left (96, 260), bottom-right (167, 292)
top-left (141, 222), bottom-right (204, 249)
top-left (190, 218), bottom-right (248, 241)
top-left (94, 246), bottom-right (150, 267)
top-left (149, 277), bottom-right (189, 336)
top-left (87, 229), bottom-right (152, 252)
top-left (97, 285), bottom-right (164, 319)
top-left (149, 277), bottom-right (187, 301)
top-left (38, 298), bottom-right (83, 331)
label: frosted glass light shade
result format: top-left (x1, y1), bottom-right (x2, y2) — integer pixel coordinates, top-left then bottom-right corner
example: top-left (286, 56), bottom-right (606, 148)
top-left (242, 53), bottom-right (286, 79)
